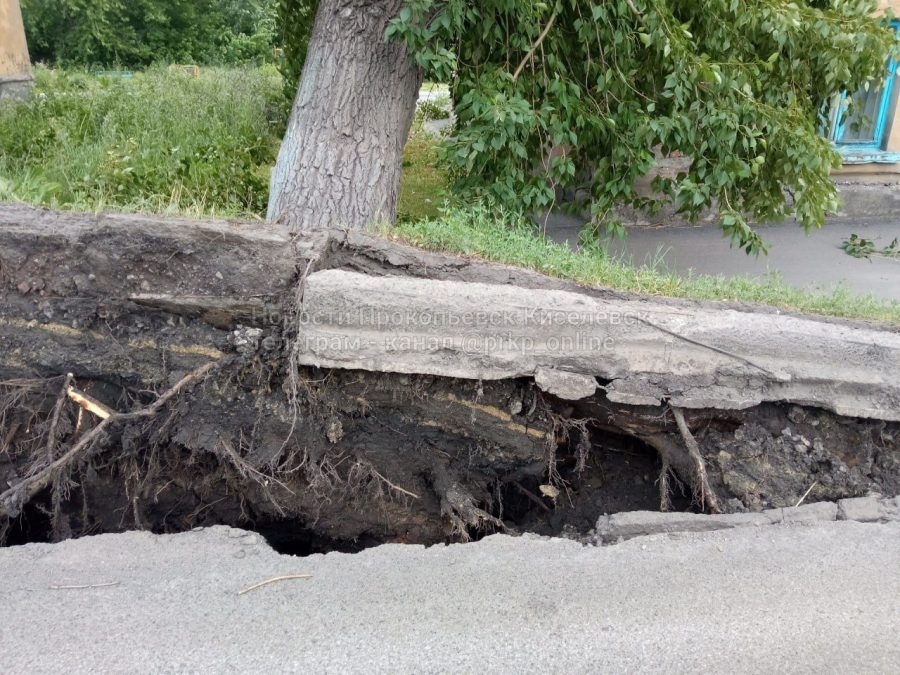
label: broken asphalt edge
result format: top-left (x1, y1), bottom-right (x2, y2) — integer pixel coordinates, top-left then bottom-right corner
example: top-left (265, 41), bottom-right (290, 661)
top-left (593, 495), bottom-right (900, 544)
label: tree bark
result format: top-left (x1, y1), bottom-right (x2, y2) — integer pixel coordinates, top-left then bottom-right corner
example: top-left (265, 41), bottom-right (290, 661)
top-left (267, 0), bottom-right (423, 230)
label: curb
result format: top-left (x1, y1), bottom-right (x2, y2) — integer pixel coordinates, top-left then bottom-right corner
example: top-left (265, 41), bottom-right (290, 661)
top-left (594, 496), bottom-right (900, 544)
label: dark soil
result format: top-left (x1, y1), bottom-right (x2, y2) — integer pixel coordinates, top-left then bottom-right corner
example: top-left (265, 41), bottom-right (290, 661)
top-left (1, 364), bottom-right (896, 554)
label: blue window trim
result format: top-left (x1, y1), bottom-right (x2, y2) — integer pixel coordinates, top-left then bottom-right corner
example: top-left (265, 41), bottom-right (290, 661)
top-left (831, 19), bottom-right (899, 162)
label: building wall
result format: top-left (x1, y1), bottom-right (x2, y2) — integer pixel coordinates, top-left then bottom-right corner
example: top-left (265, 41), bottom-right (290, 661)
top-left (0, 0), bottom-right (31, 79)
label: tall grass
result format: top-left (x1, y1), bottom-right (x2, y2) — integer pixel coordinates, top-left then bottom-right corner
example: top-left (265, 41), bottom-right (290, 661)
top-left (0, 65), bottom-right (287, 217)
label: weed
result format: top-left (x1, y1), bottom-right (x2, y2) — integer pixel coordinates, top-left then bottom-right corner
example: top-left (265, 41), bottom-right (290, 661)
top-left (397, 128), bottom-right (448, 223)
top-left (416, 99), bottom-right (451, 122)
top-left (842, 234), bottom-right (900, 260)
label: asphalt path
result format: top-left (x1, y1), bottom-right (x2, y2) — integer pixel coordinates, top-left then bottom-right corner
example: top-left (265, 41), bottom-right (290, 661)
top-left (0, 521), bottom-right (898, 673)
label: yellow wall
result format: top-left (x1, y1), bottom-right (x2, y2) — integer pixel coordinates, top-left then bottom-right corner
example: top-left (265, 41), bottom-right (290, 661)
top-left (0, 0), bottom-right (31, 79)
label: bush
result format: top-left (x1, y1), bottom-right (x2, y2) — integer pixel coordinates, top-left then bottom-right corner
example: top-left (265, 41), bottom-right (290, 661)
top-left (416, 99), bottom-right (451, 123)
top-left (0, 66), bottom-right (288, 217)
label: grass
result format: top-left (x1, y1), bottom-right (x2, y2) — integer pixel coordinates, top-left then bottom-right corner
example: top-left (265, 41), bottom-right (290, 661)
top-left (421, 81), bottom-right (450, 95)
top-left (385, 206), bottom-right (900, 324)
top-left (0, 66), bottom-right (441, 222)
top-left (0, 65), bottom-right (287, 218)
top-left (398, 124), bottom-right (447, 223)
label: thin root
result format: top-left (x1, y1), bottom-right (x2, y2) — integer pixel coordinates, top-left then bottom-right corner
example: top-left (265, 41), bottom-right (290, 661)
top-left (658, 460), bottom-right (673, 512)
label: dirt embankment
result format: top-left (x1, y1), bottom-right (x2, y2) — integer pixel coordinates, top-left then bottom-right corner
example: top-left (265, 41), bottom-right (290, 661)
top-left (0, 205), bottom-right (897, 551)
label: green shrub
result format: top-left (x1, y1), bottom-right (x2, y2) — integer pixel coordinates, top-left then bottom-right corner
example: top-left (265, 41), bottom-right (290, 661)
top-left (0, 66), bottom-right (287, 217)
top-left (416, 99), bottom-right (451, 123)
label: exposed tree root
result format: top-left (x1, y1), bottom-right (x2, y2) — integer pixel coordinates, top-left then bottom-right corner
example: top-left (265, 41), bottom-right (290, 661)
top-left (512, 480), bottom-right (552, 513)
top-left (216, 435), bottom-right (294, 517)
top-left (658, 460), bottom-right (673, 512)
top-left (1, 365), bottom-right (897, 548)
top-left (0, 377), bottom-right (52, 459)
top-left (0, 362), bottom-right (219, 520)
top-left (640, 420), bottom-right (723, 515)
top-left (433, 463), bottom-right (504, 542)
top-left (44, 373), bottom-right (74, 464)
top-left (671, 406), bottom-right (722, 514)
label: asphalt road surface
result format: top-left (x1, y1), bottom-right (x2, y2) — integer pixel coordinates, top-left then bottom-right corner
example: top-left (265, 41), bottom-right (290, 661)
top-left (1, 521), bottom-right (898, 673)
top-left (546, 214), bottom-right (900, 302)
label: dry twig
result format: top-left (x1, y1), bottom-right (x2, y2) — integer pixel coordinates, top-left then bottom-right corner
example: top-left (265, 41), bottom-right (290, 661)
top-left (369, 468), bottom-right (421, 500)
top-left (50, 581), bottom-right (120, 591)
top-left (237, 574), bottom-right (312, 596)
top-left (66, 385), bottom-right (114, 420)
top-left (795, 481), bottom-right (818, 508)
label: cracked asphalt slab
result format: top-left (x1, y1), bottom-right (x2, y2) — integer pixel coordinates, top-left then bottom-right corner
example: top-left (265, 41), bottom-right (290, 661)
top-left (0, 521), bottom-right (898, 674)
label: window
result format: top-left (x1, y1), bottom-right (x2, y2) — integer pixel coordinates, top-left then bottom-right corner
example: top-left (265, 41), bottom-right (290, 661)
top-left (827, 20), bottom-right (900, 163)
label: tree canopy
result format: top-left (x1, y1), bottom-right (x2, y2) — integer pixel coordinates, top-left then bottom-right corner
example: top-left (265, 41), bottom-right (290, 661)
top-left (387, 0), bottom-right (897, 252)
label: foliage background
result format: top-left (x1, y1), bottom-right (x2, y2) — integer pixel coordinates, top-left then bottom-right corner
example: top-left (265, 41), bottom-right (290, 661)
top-left (20, 0), bottom-right (280, 67)
top-left (390, 0), bottom-right (898, 253)
top-left (276, 0), bottom-right (319, 100)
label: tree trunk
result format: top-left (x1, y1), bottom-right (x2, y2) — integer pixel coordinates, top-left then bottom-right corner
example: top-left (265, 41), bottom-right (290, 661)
top-left (267, 0), bottom-right (423, 230)
top-left (0, 0), bottom-right (34, 102)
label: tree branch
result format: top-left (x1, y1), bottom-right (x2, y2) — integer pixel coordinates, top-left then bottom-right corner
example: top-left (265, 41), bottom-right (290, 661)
top-left (512, 11), bottom-right (558, 82)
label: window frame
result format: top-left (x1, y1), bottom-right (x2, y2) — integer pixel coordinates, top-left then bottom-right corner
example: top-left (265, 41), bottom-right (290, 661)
top-left (828, 19), bottom-right (900, 163)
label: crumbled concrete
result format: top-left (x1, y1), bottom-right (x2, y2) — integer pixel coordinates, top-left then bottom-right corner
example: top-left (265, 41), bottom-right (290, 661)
top-left (594, 498), bottom-right (900, 543)
top-left (768, 501), bottom-right (839, 524)
top-left (534, 368), bottom-right (597, 400)
top-left (838, 496), bottom-right (900, 522)
top-left (1, 523), bottom-right (899, 673)
top-left (837, 497), bottom-right (883, 522)
top-left (595, 510), bottom-right (771, 542)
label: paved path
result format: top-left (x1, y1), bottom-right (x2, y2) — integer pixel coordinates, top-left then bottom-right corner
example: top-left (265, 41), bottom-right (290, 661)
top-left (546, 213), bottom-right (900, 302)
top-left (1, 522), bottom-right (898, 673)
